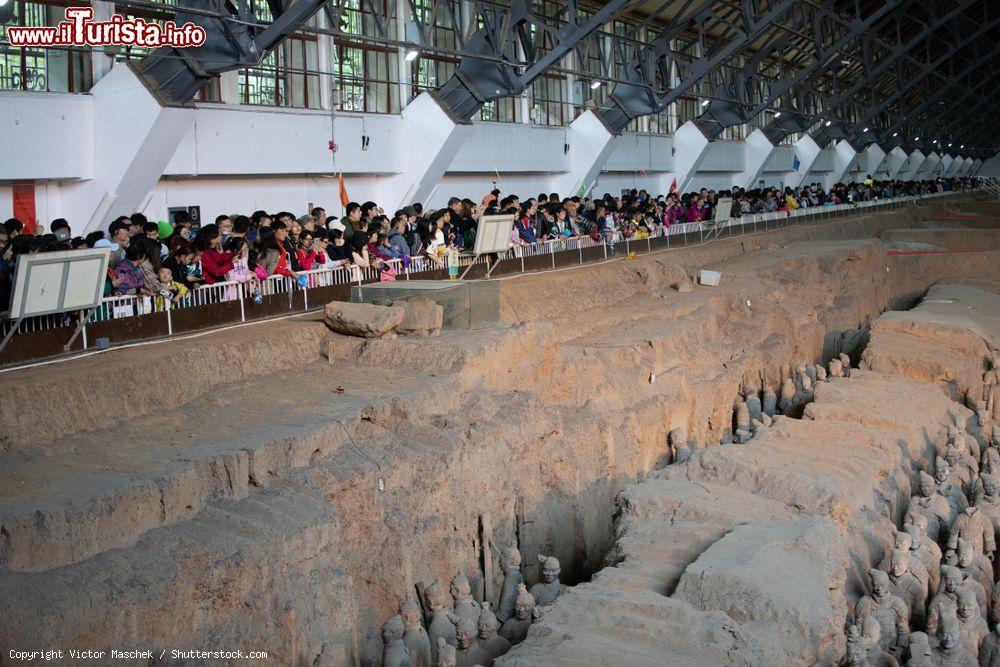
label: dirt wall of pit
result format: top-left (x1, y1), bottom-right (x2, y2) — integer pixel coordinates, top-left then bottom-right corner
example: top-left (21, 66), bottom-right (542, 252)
top-left (1, 201), bottom-right (999, 666)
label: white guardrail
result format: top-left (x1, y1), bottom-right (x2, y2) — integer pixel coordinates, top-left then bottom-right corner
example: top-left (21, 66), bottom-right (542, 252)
top-left (0, 189), bottom-right (975, 340)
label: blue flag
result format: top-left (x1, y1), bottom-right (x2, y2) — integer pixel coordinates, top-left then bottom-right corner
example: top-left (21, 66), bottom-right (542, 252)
top-left (792, 155), bottom-right (801, 171)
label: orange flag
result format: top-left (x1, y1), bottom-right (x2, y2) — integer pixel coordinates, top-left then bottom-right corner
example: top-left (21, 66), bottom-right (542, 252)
top-left (338, 173), bottom-right (349, 208)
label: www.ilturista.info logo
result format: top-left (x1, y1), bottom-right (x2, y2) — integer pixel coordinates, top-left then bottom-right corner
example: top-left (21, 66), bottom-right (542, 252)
top-left (6, 7), bottom-right (207, 48)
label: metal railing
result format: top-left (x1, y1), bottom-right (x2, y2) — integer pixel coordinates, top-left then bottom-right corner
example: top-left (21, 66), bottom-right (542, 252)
top-left (0, 189), bottom-right (978, 354)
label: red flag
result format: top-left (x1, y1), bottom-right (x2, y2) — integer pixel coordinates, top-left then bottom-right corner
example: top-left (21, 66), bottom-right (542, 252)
top-left (338, 173), bottom-right (349, 208)
top-left (669, 178), bottom-right (677, 194)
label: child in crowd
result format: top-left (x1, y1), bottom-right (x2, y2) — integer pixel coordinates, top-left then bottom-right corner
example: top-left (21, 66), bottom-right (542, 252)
top-left (113, 244), bottom-right (150, 296)
top-left (154, 266), bottom-right (188, 307)
top-left (223, 237), bottom-right (261, 301)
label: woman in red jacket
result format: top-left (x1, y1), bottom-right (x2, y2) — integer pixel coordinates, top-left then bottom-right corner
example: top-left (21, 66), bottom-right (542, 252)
top-left (193, 223), bottom-right (234, 284)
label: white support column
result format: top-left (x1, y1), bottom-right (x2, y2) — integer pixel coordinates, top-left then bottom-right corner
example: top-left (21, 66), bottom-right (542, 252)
top-left (62, 65), bottom-right (195, 234)
top-left (917, 152), bottom-right (941, 179)
top-left (671, 121), bottom-right (710, 193)
top-left (90, 1), bottom-right (115, 83)
top-left (317, 10), bottom-right (335, 111)
top-left (886, 146), bottom-right (908, 179)
top-left (219, 71), bottom-right (240, 105)
top-left (792, 134), bottom-right (822, 187)
top-left (970, 159), bottom-right (983, 176)
top-left (959, 157), bottom-right (974, 175)
top-left (390, 92), bottom-right (473, 209)
top-left (865, 144), bottom-right (887, 178)
top-left (550, 110), bottom-right (616, 198)
top-left (736, 129), bottom-right (775, 190)
top-left (898, 150), bottom-right (926, 182)
top-left (826, 140), bottom-right (859, 189)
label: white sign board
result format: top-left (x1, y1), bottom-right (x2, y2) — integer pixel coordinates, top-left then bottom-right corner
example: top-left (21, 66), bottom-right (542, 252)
top-left (473, 214), bottom-right (516, 256)
top-left (713, 197), bottom-right (733, 222)
top-left (8, 248), bottom-right (110, 319)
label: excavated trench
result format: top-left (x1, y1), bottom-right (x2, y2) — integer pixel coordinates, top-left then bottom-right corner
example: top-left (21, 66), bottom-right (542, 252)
top-left (1, 202), bottom-right (999, 666)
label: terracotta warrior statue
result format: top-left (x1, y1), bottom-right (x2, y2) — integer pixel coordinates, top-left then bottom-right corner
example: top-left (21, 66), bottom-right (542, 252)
top-left (853, 568), bottom-right (909, 656)
top-left (450, 572), bottom-right (481, 629)
top-left (980, 623), bottom-right (1000, 667)
top-left (401, 593), bottom-right (432, 667)
top-left (952, 538), bottom-right (992, 608)
top-left (669, 427), bottom-right (691, 465)
top-left (945, 444), bottom-right (978, 492)
top-left (828, 358), bottom-right (844, 378)
top-left (762, 386), bottom-right (777, 417)
top-left (904, 512), bottom-right (942, 593)
top-left (878, 532), bottom-right (928, 599)
top-left (907, 631), bottom-right (934, 667)
top-left (947, 503), bottom-right (996, 562)
top-left (735, 400), bottom-right (750, 435)
top-left (815, 364), bottom-right (828, 382)
top-left (424, 580), bottom-right (456, 664)
top-left (984, 352), bottom-right (1000, 419)
top-left (778, 377), bottom-right (796, 413)
top-left (935, 456), bottom-right (969, 527)
top-left (931, 608), bottom-right (978, 666)
top-left (927, 565), bottom-right (964, 636)
top-left (978, 473), bottom-right (1000, 536)
top-left (435, 638), bottom-right (455, 667)
top-left (956, 586), bottom-right (988, 656)
top-left (745, 384), bottom-right (763, 424)
top-left (456, 602), bottom-right (508, 667)
top-left (908, 471), bottom-right (952, 544)
top-left (499, 584), bottom-right (535, 644)
top-left (529, 555), bottom-right (567, 607)
top-left (838, 352), bottom-right (851, 375)
top-left (381, 615), bottom-right (411, 667)
top-left (840, 617), bottom-right (898, 667)
top-left (450, 615), bottom-right (479, 667)
top-left (497, 547), bottom-right (523, 624)
top-left (886, 549), bottom-right (926, 629)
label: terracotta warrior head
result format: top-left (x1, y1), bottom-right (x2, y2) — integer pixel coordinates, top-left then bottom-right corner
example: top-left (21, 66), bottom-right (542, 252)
top-left (957, 586), bottom-right (979, 621)
top-left (918, 470), bottom-right (937, 498)
top-left (513, 584), bottom-right (536, 620)
top-left (477, 602), bottom-right (499, 639)
top-left (450, 572), bottom-right (472, 602)
top-left (452, 615), bottom-right (476, 649)
top-left (905, 511), bottom-right (929, 542)
top-left (957, 538), bottom-right (976, 568)
top-left (668, 427), bottom-right (686, 447)
top-left (382, 615), bottom-right (405, 643)
top-left (983, 473), bottom-right (999, 498)
top-left (939, 609), bottom-right (961, 650)
top-left (935, 456), bottom-right (951, 485)
top-left (436, 637), bottom-right (456, 667)
top-left (537, 555), bottom-right (561, 584)
top-left (424, 580), bottom-right (449, 613)
top-left (869, 568), bottom-right (890, 601)
top-left (829, 359), bottom-right (843, 377)
top-left (889, 549), bottom-right (911, 578)
top-left (985, 451), bottom-right (1000, 475)
top-left (891, 531), bottom-right (912, 552)
top-left (503, 547), bottom-right (522, 569)
top-left (947, 443), bottom-right (963, 465)
top-left (400, 593), bottom-right (423, 629)
top-left (940, 565), bottom-right (962, 595)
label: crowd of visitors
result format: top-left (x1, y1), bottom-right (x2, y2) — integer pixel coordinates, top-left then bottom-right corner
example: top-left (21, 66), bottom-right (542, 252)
top-left (0, 175), bottom-right (980, 310)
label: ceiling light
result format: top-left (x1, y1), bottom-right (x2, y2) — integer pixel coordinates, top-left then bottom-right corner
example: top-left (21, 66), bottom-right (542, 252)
top-left (892, 132), bottom-right (898, 137)
top-left (701, 99), bottom-right (710, 107)
top-left (825, 120), bottom-right (832, 127)
top-left (774, 111), bottom-right (781, 117)
top-left (914, 137), bottom-right (919, 141)
top-left (590, 80), bottom-right (602, 90)
top-left (948, 143), bottom-right (952, 147)
top-left (961, 144), bottom-right (965, 149)
top-left (404, 49), bottom-right (420, 62)
top-left (841, 59), bottom-right (850, 65)
top-left (863, 127), bottom-right (869, 132)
